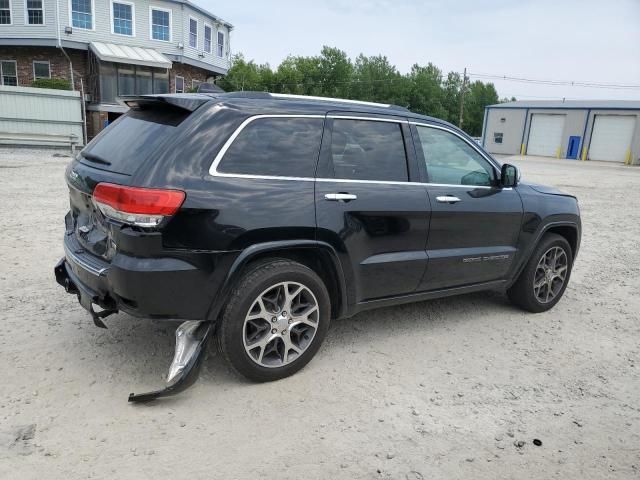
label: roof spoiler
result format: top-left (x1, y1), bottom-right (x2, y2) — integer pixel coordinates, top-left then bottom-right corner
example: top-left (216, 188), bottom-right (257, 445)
top-left (122, 94), bottom-right (210, 112)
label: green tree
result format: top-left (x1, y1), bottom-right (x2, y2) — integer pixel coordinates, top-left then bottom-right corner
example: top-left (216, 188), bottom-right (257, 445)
top-left (218, 54), bottom-right (270, 91)
top-left (351, 54), bottom-right (407, 105)
top-left (463, 81), bottom-right (499, 136)
top-left (317, 46), bottom-right (353, 98)
top-left (441, 71), bottom-right (463, 125)
top-left (219, 48), bottom-right (502, 135)
top-left (407, 63), bottom-right (446, 118)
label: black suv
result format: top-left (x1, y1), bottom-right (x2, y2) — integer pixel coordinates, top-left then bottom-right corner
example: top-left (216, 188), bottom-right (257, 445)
top-left (55, 92), bottom-right (581, 400)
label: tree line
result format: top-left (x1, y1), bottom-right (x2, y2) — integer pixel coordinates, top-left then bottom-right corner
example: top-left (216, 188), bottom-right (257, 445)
top-left (217, 46), bottom-right (508, 137)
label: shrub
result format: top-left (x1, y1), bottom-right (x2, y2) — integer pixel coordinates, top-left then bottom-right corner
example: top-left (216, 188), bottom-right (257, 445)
top-left (30, 78), bottom-right (72, 90)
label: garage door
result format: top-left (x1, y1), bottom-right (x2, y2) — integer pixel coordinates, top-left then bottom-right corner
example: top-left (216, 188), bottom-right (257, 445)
top-left (589, 115), bottom-right (636, 163)
top-left (527, 114), bottom-right (566, 157)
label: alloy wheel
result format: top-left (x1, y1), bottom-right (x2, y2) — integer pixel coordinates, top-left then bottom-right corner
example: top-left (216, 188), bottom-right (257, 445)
top-left (242, 281), bottom-right (319, 368)
top-left (533, 246), bottom-right (568, 304)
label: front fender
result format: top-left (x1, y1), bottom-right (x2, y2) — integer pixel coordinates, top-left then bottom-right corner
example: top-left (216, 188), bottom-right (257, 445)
top-left (508, 185), bottom-right (581, 287)
top-left (508, 216), bottom-right (581, 288)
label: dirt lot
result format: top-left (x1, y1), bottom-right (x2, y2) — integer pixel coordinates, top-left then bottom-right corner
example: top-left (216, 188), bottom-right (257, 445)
top-left (1, 148), bottom-right (639, 479)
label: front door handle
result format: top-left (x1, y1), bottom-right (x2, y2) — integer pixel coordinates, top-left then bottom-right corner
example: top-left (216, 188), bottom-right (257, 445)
top-left (436, 195), bottom-right (461, 204)
top-left (324, 193), bottom-right (357, 202)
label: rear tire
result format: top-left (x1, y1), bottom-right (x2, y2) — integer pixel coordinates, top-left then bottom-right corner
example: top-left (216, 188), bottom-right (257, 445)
top-left (507, 233), bottom-right (573, 313)
top-left (217, 259), bottom-right (331, 382)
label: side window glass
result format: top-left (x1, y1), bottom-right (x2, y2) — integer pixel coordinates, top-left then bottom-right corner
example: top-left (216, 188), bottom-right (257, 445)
top-left (330, 119), bottom-right (408, 182)
top-left (218, 117), bottom-right (323, 178)
top-left (416, 126), bottom-right (495, 186)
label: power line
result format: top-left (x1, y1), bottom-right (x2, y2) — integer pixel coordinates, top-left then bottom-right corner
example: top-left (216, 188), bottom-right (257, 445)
top-left (223, 68), bottom-right (640, 93)
top-left (467, 72), bottom-right (640, 90)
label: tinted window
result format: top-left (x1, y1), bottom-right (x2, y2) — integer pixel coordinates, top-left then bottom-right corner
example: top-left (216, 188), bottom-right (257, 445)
top-left (218, 118), bottom-right (323, 178)
top-left (416, 126), bottom-right (495, 186)
top-left (80, 105), bottom-right (190, 175)
top-left (330, 119), bottom-right (407, 182)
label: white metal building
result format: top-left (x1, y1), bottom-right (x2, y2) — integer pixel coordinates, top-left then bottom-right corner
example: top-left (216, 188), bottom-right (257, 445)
top-left (481, 100), bottom-right (640, 165)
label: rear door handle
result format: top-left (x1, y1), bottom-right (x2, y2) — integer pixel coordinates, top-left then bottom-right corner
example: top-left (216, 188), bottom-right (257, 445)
top-left (324, 193), bottom-right (357, 202)
top-left (436, 195), bottom-right (461, 204)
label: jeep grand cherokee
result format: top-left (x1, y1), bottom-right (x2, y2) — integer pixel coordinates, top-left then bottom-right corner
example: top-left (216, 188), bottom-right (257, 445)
top-left (55, 92), bottom-right (581, 401)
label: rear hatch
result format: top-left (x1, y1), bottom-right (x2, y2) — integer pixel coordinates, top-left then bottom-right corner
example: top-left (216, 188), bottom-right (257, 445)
top-left (66, 95), bottom-right (208, 260)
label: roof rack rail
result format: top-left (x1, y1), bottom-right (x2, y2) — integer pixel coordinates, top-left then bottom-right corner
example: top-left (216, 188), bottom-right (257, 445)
top-left (216, 91), bottom-right (409, 111)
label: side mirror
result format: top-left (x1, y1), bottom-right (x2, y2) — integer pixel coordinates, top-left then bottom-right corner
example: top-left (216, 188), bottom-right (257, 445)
top-left (500, 163), bottom-right (520, 187)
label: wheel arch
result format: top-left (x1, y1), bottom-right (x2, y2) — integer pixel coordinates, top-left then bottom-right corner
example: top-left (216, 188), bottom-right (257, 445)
top-left (508, 220), bottom-right (580, 289)
top-left (545, 224), bottom-right (579, 257)
top-left (206, 240), bottom-right (349, 323)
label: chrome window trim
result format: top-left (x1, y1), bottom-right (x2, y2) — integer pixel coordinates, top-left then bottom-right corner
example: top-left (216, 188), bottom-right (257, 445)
top-left (209, 114), bottom-right (505, 190)
top-left (270, 93), bottom-right (393, 109)
top-left (316, 178), bottom-right (496, 189)
top-left (328, 115), bottom-right (407, 124)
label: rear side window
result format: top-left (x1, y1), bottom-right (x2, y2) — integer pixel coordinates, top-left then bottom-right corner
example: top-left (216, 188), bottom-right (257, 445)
top-left (329, 119), bottom-right (408, 182)
top-left (217, 117), bottom-right (324, 178)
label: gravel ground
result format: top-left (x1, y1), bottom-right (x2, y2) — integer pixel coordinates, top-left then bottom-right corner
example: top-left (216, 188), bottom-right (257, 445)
top-left (1, 148), bottom-right (639, 479)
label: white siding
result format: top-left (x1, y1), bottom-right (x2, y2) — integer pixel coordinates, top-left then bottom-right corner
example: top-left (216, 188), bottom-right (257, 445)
top-left (0, 0), bottom-right (58, 39)
top-left (0, 0), bottom-right (231, 72)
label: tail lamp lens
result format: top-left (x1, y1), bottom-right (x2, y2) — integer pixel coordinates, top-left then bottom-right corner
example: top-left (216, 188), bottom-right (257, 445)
top-left (93, 183), bottom-right (185, 227)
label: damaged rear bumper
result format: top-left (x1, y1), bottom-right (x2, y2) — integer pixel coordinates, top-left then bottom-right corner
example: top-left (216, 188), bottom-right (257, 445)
top-left (55, 254), bottom-right (215, 402)
top-left (56, 232), bottom-right (219, 321)
top-left (128, 321), bottom-right (213, 402)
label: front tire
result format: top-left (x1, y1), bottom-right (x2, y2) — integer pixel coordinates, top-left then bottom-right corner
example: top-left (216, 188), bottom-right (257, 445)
top-left (507, 233), bottom-right (573, 313)
top-left (217, 259), bottom-right (331, 382)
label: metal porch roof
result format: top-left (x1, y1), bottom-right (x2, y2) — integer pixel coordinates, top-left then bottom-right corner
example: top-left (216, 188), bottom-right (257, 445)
top-left (89, 42), bottom-right (172, 69)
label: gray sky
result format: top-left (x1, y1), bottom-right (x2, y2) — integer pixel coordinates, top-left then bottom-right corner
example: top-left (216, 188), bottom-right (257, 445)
top-left (206, 0), bottom-right (640, 101)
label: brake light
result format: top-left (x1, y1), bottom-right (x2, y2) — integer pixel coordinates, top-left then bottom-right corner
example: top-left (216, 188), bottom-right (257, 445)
top-left (93, 183), bottom-right (185, 228)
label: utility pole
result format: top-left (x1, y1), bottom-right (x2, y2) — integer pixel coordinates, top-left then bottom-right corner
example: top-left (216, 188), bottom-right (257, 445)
top-left (458, 67), bottom-right (467, 129)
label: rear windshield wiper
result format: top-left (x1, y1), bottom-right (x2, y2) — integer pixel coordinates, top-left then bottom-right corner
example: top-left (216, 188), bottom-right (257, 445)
top-left (82, 153), bottom-right (111, 166)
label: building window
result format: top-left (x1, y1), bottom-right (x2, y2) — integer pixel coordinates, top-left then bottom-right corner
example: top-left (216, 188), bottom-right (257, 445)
top-left (118, 67), bottom-right (135, 96)
top-left (112, 1), bottom-right (134, 36)
top-left (217, 31), bottom-right (225, 57)
top-left (189, 18), bottom-right (197, 48)
top-left (0, 0), bottom-right (11, 24)
top-left (100, 63), bottom-right (170, 104)
top-left (71, 0), bottom-right (93, 29)
top-left (175, 75), bottom-right (184, 93)
top-left (100, 63), bottom-right (117, 103)
top-left (136, 66), bottom-right (152, 94)
top-left (0, 60), bottom-right (18, 86)
top-left (204, 24), bottom-right (212, 53)
top-left (153, 69), bottom-right (168, 94)
top-left (26, 0), bottom-right (44, 24)
top-left (150, 8), bottom-right (170, 41)
top-left (33, 61), bottom-right (50, 79)
top-left (493, 132), bottom-right (504, 144)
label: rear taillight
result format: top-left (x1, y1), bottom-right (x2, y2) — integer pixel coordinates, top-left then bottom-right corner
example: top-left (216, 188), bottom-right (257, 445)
top-left (93, 183), bottom-right (185, 228)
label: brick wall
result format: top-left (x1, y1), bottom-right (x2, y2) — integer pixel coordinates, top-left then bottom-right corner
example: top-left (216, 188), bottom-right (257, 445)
top-left (170, 63), bottom-right (215, 92)
top-left (1, 46), bottom-right (218, 95)
top-left (0, 46), bottom-right (88, 93)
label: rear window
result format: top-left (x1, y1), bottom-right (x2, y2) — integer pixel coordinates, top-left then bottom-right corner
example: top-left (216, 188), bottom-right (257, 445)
top-left (329, 119), bottom-right (408, 182)
top-left (79, 105), bottom-right (190, 175)
top-left (217, 117), bottom-right (324, 178)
